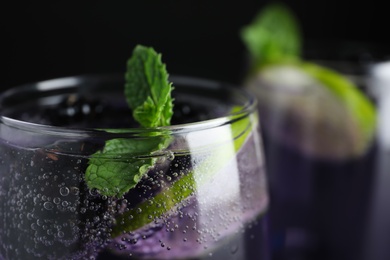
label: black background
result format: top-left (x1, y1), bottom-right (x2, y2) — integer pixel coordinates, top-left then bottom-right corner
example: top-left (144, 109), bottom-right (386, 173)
top-left (1, 0), bottom-right (389, 90)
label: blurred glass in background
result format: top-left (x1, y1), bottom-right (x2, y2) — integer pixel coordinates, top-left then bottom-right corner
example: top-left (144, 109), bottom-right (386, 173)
top-left (240, 3), bottom-right (390, 260)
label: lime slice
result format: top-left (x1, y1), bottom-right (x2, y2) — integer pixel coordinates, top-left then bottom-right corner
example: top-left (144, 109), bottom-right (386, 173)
top-left (111, 107), bottom-right (255, 236)
top-left (246, 62), bottom-right (376, 160)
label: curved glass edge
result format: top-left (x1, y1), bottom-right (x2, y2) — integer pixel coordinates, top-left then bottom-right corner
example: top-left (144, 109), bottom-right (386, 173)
top-left (0, 74), bottom-right (257, 138)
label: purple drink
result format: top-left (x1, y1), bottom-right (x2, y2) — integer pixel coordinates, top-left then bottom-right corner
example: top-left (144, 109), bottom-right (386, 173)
top-left (245, 64), bottom-right (377, 260)
top-left (0, 75), bottom-right (269, 260)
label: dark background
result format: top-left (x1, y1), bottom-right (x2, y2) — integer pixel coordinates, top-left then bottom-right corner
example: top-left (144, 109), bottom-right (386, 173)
top-left (1, 0), bottom-right (389, 90)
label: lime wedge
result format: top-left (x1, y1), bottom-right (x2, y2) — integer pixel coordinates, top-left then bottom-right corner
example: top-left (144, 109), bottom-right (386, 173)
top-left (246, 62), bottom-right (376, 160)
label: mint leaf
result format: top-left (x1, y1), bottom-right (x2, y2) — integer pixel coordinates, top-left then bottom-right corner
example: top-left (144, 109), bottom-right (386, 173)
top-left (240, 3), bottom-right (301, 69)
top-left (85, 45), bottom-right (174, 197)
top-left (85, 131), bottom-right (169, 197)
top-left (125, 45), bottom-right (173, 127)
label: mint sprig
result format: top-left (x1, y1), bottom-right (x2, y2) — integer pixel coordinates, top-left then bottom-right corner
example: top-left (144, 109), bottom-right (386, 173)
top-left (240, 2), bottom-right (302, 69)
top-left (85, 45), bottom-right (174, 197)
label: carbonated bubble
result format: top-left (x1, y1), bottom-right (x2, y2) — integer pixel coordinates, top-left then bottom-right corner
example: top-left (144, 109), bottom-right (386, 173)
top-left (43, 202), bottom-right (54, 210)
top-left (60, 187), bottom-right (70, 196)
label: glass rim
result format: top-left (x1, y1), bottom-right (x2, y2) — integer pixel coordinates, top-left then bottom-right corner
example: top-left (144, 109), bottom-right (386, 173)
top-left (0, 73), bottom-right (257, 138)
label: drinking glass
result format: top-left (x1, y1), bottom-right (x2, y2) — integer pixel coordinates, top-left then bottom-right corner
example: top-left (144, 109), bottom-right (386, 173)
top-left (0, 74), bottom-right (269, 260)
top-left (244, 44), bottom-right (382, 260)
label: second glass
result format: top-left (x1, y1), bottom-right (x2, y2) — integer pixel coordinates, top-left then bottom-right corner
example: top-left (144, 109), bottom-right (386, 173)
top-left (245, 49), bottom-right (380, 260)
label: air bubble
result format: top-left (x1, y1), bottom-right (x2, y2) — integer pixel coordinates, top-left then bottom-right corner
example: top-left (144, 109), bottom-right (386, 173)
top-left (31, 223), bottom-right (37, 230)
top-left (43, 202), bottom-right (54, 210)
top-left (166, 151), bottom-right (175, 161)
top-left (231, 244), bottom-right (239, 254)
top-left (37, 219), bottom-right (44, 226)
top-left (71, 187), bottom-right (80, 195)
top-left (89, 189), bottom-right (99, 196)
top-left (60, 187), bottom-right (70, 196)
top-left (27, 213), bottom-right (33, 220)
